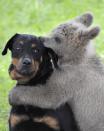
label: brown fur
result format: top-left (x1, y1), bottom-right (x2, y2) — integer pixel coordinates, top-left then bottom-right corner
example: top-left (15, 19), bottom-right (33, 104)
top-left (10, 114), bottom-right (29, 127)
top-left (31, 44), bottom-right (36, 48)
top-left (12, 58), bottom-right (19, 66)
top-left (9, 69), bottom-right (23, 80)
top-left (34, 116), bottom-right (60, 130)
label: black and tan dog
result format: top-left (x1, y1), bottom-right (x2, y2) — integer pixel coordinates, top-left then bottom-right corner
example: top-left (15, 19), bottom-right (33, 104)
top-left (2, 34), bottom-right (79, 131)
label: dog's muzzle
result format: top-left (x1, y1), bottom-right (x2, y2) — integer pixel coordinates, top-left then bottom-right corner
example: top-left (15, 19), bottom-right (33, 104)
top-left (16, 58), bottom-right (35, 76)
top-left (22, 58), bottom-right (32, 66)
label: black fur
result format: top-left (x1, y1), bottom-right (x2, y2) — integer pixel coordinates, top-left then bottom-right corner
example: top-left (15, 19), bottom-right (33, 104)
top-left (9, 105), bottom-right (63, 131)
top-left (9, 104), bottom-right (80, 131)
top-left (2, 34), bottom-right (18, 55)
top-left (2, 34), bottom-right (80, 131)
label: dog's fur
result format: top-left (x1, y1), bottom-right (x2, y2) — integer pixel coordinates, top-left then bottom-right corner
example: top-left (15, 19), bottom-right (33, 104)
top-left (2, 34), bottom-right (79, 131)
top-left (8, 13), bottom-right (104, 131)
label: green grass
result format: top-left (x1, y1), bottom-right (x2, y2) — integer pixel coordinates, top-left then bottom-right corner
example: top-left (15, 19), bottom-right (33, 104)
top-left (0, 0), bottom-right (104, 130)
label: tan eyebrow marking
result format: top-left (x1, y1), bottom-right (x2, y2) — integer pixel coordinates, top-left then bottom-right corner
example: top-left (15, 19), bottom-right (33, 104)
top-left (32, 44), bottom-right (36, 48)
top-left (19, 41), bottom-right (24, 45)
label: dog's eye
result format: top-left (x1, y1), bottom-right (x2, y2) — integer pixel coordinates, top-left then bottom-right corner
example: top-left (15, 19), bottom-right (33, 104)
top-left (33, 49), bottom-right (39, 53)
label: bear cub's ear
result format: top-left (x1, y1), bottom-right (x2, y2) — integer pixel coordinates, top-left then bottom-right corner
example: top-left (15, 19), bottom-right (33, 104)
top-left (79, 26), bottom-right (100, 40)
top-left (75, 12), bottom-right (93, 27)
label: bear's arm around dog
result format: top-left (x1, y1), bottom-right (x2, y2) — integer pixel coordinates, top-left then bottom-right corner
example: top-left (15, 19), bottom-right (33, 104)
top-left (9, 66), bottom-right (77, 109)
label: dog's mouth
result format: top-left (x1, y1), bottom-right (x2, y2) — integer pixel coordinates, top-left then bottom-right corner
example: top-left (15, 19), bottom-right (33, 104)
top-left (9, 64), bottom-right (39, 83)
top-left (16, 68), bottom-right (35, 76)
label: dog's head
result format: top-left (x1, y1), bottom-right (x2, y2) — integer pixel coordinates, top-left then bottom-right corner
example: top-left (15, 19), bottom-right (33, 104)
top-left (2, 34), bottom-right (58, 84)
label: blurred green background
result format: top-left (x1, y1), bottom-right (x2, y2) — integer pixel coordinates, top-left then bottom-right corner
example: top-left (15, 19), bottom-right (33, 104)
top-left (0, 0), bottom-right (104, 130)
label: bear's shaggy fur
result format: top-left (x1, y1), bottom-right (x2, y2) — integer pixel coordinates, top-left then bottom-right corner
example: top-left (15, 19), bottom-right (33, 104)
top-left (9, 13), bottom-right (104, 131)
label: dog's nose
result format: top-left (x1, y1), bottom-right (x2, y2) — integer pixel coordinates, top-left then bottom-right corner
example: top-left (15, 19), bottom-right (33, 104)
top-left (22, 58), bottom-right (32, 66)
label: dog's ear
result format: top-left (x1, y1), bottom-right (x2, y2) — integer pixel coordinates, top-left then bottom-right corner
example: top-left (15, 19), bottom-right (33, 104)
top-left (2, 33), bottom-right (19, 55)
top-left (46, 47), bottom-right (58, 68)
